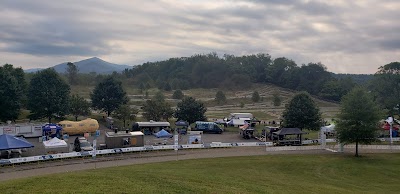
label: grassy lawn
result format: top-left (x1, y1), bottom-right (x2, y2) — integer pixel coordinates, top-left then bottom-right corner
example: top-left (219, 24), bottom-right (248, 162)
top-left (1, 154), bottom-right (399, 193)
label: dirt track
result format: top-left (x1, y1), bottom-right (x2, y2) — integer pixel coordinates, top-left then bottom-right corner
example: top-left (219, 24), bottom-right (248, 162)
top-left (1, 146), bottom-right (399, 182)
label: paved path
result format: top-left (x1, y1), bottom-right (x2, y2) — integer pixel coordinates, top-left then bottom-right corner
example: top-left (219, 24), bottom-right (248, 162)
top-left (1, 146), bottom-right (399, 182)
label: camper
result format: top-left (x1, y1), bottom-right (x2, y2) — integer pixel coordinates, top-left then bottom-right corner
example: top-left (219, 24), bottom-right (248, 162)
top-left (59, 118), bottom-right (99, 135)
top-left (0, 122), bottom-right (43, 138)
top-left (229, 113), bottom-right (254, 120)
top-left (105, 131), bottom-right (144, 148)
top-left (193, 121), bottom-right (223, 134)
top-left (132, 121), bottom-right (170, 135)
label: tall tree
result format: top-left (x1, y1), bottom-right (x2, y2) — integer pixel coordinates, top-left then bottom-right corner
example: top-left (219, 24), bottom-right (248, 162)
top-left (272, 92), bottom-right (282, 107)
top-left (172, 90), bottom-right (184, 99)
top-left (252, 91), bottom-right (260, 103)
top-left (91, 77), bottom-right (128, 116)
top-left (28, 68), bottom-right (70, 123)
top-left (370, 62), bottom-right (400, 114)
top-left (113, 105), bottom-right (138, 128)
top-left (69, 94), bottom-right (91, 121)
top-left (66, 62), bottom-right (79, 85)
top-left (336, 87), bottom-right (382, 157)
top-left (282, 92), bottom-right (322, 130)
top-left (0, 64), bottom-right (27, 122)
top-left (174, 97), bottom-right (207, 124)
top-left (142, 93), bottom-right (173, 121)
top-left (215, 91), bottom-right (227, 105)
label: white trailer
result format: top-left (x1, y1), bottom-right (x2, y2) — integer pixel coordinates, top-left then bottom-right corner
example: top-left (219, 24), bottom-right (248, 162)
top-left (0, 124), bottom-right (43, 138)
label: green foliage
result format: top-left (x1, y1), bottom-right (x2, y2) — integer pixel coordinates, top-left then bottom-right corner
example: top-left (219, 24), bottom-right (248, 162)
top-left (239, 102), bottom-right (245, 108)
top-left (174, 96), bottom-right (207, 124)
top-left (142, 94), bottom-right (173, 121)
top-left (139, 83), bottom-right (145, 94)
top-left (1, 154), bottom-right (400, 193)
top-left (0, 64), bottom-right (27, 122)
top-left (282, 92), bottom-right (322, 130)
top-left (370, 62), bottom-right (400, 114)
top-left (91, 77), bottom-right (128, 116)
top-left (163, 82), bottom-right (172, 91)
top-left (336, 87), bottom-right (382, 156)
top-left (66, 62), bottom-right (79, 85)
top-left (272, 92), bottom-right (281, 107)
top-left (69, 94), bottom-right (90, 121)
top-left (172, 90), bottom-right (184, 100)
top-left (113, 105), bottom-right (138, 128)
top-left (251, 91), bottom-right (260, 102)
top-left (215, 90), bottom-right (227, 105)
top-left (28, 68), bottom-right (70, 123)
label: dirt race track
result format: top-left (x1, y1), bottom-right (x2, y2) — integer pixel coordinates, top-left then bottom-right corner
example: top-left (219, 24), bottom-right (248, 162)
top-left (1, 146), bottom-right (400, 182)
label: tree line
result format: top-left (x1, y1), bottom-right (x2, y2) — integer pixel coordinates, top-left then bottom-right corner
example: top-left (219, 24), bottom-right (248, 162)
top-left (0, 65), bottom-right (208, 127)
top-left (122, 53), bottom-right (356, 102)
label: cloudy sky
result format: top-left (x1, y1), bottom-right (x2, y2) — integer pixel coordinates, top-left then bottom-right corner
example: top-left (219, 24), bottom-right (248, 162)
top-left (1, 0), bottom-right (399, 73)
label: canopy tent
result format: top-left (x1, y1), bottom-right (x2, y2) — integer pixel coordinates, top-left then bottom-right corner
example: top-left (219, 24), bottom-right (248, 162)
top-left (154, 129), bottom-right (173, 138)
top-left (0, 134), bottom-right (34, 150)
top-left (273, 128), bottom-right (308, 136)
top-left (175, 120), bottom-right (189, 127)
top-left (321, 124), bottom-right (335, 133)
top-left (42, 124), bottom-right (63, 138)
top-left (43, 137), bottom-right (68, 149)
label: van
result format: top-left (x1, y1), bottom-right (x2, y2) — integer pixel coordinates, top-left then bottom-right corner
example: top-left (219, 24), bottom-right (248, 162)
top-left (193, 122), bottom-right (223, 134)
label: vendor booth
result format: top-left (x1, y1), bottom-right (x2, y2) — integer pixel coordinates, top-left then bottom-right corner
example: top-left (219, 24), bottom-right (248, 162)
top-left (272, 128), bottom-right (308, 146)
top-left (0, 134), bottom-right (34, 158)
top-left (105, 131), bottom-right (144, 149)
top-left (42, 124), bottom-right (63, 139)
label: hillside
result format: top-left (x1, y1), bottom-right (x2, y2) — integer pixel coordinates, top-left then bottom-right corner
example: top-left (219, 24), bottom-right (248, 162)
top-left (25, 57), bottom-right (131, 74)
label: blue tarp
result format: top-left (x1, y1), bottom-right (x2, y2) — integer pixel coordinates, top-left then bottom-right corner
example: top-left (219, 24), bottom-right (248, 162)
top-left (154, 129), bottom-right (173, 138)
top-left (0, 134), bottom-right (34, 150)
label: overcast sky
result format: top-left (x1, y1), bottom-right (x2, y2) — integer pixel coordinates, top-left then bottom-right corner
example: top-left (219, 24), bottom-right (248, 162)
top-left (1, 0), bottom-right (399, 74)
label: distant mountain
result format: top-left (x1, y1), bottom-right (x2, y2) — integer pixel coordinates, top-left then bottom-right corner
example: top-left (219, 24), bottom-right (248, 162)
top-left (25, 57), bottom-right (132, 74)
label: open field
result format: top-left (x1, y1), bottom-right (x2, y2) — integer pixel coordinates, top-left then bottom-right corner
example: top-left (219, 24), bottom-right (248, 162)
top-left (0, 153), bottom-right (399, 193)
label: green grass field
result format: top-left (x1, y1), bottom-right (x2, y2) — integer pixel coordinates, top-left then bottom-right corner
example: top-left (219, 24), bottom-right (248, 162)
top-left (1, 154), bottom-right (399, 193)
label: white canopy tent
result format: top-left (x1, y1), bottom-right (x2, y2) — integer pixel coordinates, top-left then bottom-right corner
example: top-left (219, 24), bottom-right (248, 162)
top-left (321, 124), bottom-right (335, 133)
top-left (43, 137), bottom-right (67, 149)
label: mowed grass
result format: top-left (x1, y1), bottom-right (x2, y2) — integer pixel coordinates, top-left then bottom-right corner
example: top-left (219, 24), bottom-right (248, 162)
top-left (1, 154), bottom-right (399, 194)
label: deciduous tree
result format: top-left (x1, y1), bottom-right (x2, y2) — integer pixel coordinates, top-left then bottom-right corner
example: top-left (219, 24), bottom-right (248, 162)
top-left (0, 64), bottom-right (27, 122)
top-left (252, 91), bottom-right (260, 103)
top-left (113, 105), bottom-right (138, 128)
top-left (69, 94), bottom-right (90, 121)
top-left (142, 93), bottom-right (173, 121)
top-left (282, 92), bottom-right (322, 130)
top-left (336, 87), bottom-right (382, 157)
top-left (66, 62), bottom-right (79, 85)
top-left (215, 91), bottom-right (227, 105)
top-left (28, 69), bottom-right (70, 123)
top-left (91, 77), bottom-right (128, 116)
top-left (172, 90), bottom-right (184, 99)
top-left (174, 97), bottom-right (207, 124)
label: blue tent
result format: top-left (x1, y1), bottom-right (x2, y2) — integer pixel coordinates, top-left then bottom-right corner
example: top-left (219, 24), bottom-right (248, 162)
top-left (42, 124), bottom-right (63, 138)
top-left (175, 120), bottom-right (189, 127)
top-left (0, 134), bottom-right (34, 150)
top-left (154, 129), bottom-right (173, 138)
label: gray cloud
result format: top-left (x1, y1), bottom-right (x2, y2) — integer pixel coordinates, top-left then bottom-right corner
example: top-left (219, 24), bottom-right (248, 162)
top-left (0, 0), bottom-right (399, 73)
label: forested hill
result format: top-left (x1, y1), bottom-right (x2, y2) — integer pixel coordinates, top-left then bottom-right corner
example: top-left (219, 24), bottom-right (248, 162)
top-left (122, 53), bottom-right (360, 102)
top-left (332, 73), bottom-right (373, 85)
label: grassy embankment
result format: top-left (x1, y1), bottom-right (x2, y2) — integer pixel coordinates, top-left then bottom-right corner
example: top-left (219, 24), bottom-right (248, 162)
top-left (0, 154), bottom-right (399, 193)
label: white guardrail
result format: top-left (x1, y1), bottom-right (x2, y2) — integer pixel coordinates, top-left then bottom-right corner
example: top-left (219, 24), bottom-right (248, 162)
top-left (1, 138), bottom-right (398, 165)
top-left (0, 142), bottom-right (273, 165)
